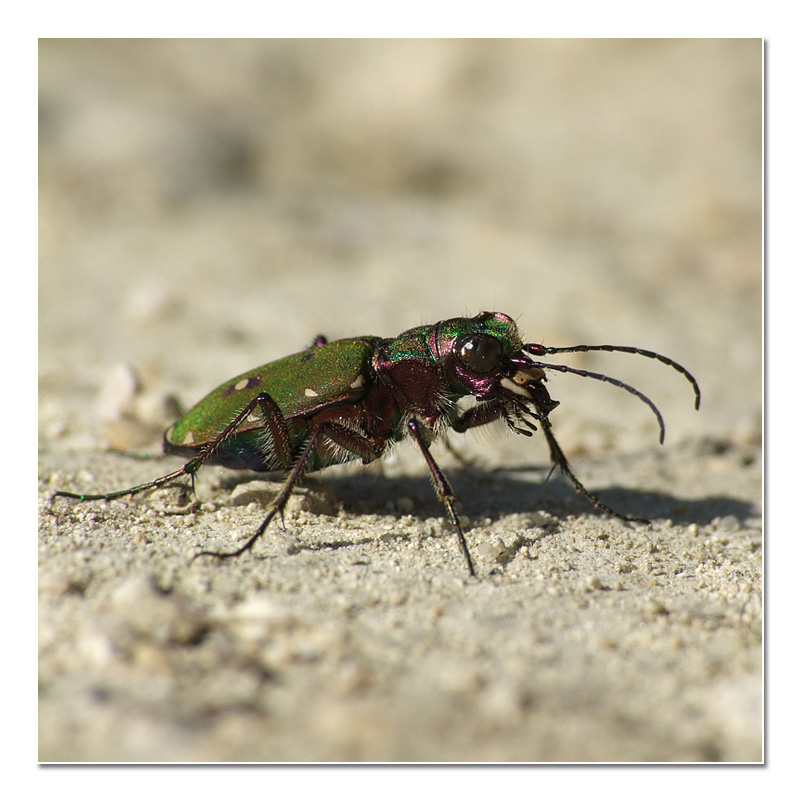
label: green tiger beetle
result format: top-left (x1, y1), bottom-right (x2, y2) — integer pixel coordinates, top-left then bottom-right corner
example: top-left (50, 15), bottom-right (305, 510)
top-left (54, 312), bottom-right (700, 576)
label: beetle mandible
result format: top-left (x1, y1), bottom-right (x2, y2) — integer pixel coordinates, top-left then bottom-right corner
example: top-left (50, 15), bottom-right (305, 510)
top-left (54, 311), bottom-right (701, 576)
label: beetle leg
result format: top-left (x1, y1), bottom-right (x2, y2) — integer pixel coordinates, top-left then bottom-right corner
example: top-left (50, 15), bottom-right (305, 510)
top-left (253, 393), bottom-right (294, 470)
top-left (53, 464), bottom-right (198, 503)
top-left (537, 413), bottom-right (649, 525)
top-left (188, 391), bottom-right (293, 470)
top-left (56, 391), bottom-right (294, 504)
top-left (452, 398), bottom-right (540, 443)
top-left (450, 400), bottom-right (505, 434)
top-left (406, 418), bottom-right (476, 577)
top-left (441, 401), bottom-right (506, 466)
top-left (320, 423), bottom-right (381, 464)
top-left (194, 421), bottom-right (379, 561)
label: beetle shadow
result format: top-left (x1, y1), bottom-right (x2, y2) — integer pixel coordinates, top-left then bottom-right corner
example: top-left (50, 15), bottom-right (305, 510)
top-left (318, 462), bottom-right (757, 530)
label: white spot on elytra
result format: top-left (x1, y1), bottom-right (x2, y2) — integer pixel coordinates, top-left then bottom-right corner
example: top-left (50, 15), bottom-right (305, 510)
top-left (182, 431), bottom-right (195, 445)
top-left (304, 388), bottom-right (319, 397)
top-left (234, 378), bottom-right (250, 391)
top-left (349, 375), bottom-right (365, 389)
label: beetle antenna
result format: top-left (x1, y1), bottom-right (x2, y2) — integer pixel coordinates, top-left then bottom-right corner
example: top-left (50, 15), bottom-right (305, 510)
top-left (524, 343), bottom-right (701, 411)
top-left (523, 357), bottom-right (668, 444)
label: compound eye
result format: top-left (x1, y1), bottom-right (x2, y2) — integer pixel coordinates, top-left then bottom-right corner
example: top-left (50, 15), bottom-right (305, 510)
top-left (456, 334), bottom-right (503, 374)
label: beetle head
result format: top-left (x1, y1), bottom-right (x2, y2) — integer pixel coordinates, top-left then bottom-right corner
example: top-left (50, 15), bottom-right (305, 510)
top-left (432, 312), bottom-right (558, 417)
top-left (430, 310), bottom-right (702, 442)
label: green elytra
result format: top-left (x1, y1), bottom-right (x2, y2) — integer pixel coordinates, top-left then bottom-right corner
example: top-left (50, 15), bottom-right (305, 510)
top-left (165, 336), bottom-right (382, 474)
top-left (54, 312), bottom-right (701, 577)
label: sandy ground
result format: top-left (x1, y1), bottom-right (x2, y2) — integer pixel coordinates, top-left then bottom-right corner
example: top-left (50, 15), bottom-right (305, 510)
top-left (38, 40), bottom-right (762, 762)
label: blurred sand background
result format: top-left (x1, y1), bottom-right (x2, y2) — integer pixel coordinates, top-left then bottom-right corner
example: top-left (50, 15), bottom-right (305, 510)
top-left (38, 39), bottom-right (761, 761)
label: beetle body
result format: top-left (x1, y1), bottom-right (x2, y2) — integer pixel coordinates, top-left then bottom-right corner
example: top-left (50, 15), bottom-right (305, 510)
top-left (55, 312), bottom-right (700, 577)
top-left (165, 337), bottom-right (385, 473)
top-left (166, 313), bottom-right (534, 476)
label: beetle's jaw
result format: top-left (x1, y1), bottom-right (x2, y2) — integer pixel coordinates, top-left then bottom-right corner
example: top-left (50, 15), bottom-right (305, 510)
top-left (498, 362), bottom-right (546, 400)
top-left (495, 359), bottom-right (561, 422)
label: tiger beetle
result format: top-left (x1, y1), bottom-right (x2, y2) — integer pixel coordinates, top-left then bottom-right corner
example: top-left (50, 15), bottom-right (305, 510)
top-left (54, 312), bottom-right (700, 576)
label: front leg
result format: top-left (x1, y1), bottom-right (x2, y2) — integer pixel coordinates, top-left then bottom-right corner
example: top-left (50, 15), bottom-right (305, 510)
top-left (537, 414), bottom-right (648, 525)
top-left (450, 399), bottom-right (504, 434)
